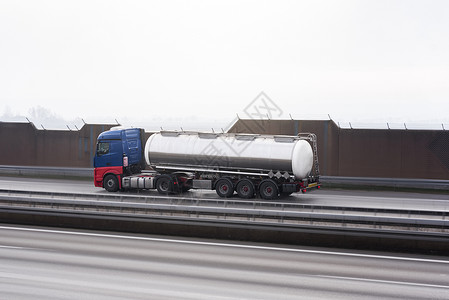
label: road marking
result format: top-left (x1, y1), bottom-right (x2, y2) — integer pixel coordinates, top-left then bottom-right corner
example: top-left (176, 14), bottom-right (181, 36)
top-left (315, 275), bottom-right (449, 289)
top-left (0, 245), bottom-right (26, 250)
top-left (1, 225), bottom-right (448, 264)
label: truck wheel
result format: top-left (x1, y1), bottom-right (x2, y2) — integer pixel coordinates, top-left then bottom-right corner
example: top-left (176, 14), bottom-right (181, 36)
top-left (236, 179), bottom-right (255, 199)
top-left (104, 174), bottom-right (119, 192)
top-left (259, 179), bottom-right (279, 200)
top-left (156, 176), bottom-right (172, 194)
top-left (215, 178), bottom-right (234, 198)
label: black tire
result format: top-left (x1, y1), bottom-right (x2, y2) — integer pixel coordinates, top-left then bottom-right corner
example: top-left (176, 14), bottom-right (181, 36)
top-left (215, 178), bottom-right (234, 198)
top-left (236, 179), bottom-right (255, 199)
top-left (103, 174), bottom-right (119, 192)
top-left (259, 179), bottom-right (279, 200)
top-left (156, 176), bottom-right (172, 194)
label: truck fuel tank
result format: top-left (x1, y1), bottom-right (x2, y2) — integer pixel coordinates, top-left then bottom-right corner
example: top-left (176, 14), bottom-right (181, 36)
top-left (145, 131), bottom-right (314, 180)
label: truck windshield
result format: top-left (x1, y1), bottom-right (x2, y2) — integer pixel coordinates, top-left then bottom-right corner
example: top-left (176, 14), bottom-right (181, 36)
top-left (97, 142), bottom-right (110, 156)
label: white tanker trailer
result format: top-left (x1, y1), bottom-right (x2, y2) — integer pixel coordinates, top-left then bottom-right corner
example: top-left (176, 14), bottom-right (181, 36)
top-left (94, 128), bottom-right (320, 199)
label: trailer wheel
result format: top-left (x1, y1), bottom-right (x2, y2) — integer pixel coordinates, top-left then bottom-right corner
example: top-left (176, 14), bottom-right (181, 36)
top-left (215, 178), bottom-right (234, 198)
top-left (156, 175), bottom-right (172, 194)
top-left (236, 179), bottom-right (255, 199)
top-left (104, 174), bottom-right (119, 192)
top-left (259, 179), bottom-right (279, 200)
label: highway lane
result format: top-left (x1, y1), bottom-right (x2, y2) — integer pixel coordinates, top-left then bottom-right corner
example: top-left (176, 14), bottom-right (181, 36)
top-left (0, 176), bottom-right (97, 194)
top-left (0, 176), bottom-right (448, 211)
top-left (1, 225), bottom-right (448, 299)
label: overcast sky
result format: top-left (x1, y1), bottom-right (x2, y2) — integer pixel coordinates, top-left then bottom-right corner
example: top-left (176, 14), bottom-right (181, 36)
top-left (1, 0), bottom-right (448, 130)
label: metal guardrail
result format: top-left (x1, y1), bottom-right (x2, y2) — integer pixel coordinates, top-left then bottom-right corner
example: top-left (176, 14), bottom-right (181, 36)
top-left (0, 190), bottom-right (447, 236)
top-left (320, 176), bottom-right (449, 190)
top-left (2, 196), bottom-right (447, 228)
top-left (2, 188), bottom-right (447, 215)
top-left (0, 165), bottom-right (93, 178)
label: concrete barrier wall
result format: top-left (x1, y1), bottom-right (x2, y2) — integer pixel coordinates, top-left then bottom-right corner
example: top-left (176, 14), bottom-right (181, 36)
top-left (0, 122), bottom-right (116, 168)
top-left (229, 119), bottom-right (449, 180)
top-left (338, 129), bottom-right (449, 179)
top-left (1, 119), bottom-right (449, 179)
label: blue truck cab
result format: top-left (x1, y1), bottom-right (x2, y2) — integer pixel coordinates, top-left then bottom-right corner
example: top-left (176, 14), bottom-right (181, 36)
top-left (94, 127), bottom-right (146, 191)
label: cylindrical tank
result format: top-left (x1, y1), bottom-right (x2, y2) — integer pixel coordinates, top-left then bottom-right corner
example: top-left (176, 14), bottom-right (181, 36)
top-left (145, 132), bottom-right (313, 180)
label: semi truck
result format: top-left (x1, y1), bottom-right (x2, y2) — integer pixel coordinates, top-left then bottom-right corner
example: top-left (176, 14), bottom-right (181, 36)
top-left (93, 127), bottom-right (320, 199)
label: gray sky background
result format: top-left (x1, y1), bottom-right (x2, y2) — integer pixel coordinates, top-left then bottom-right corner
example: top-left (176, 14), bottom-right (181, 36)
top-left (1, 0), bottom-right (448, 130)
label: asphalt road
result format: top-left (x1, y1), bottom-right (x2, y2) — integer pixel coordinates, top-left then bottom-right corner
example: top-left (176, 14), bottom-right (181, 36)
top-left (1, 225), bottom-right (448, 299)
top-left (0, 176), bottom-right (448, 211)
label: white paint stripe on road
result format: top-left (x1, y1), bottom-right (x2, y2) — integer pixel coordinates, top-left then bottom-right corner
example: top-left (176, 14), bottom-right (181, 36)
top-left (0, 245), bottom-right (26, 250)
top-left (315, 274), bottom-right (449, 289)
top-left (1, 225), bottom-right (448, 264)
top-left (0, 244), bottom-right (49, 251)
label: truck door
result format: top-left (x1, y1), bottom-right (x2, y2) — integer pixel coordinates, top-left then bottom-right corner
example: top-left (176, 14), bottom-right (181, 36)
top-left (94, 139), bottom-right (123, 168)
top-left (122, 129), bottom-right (143, 167)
